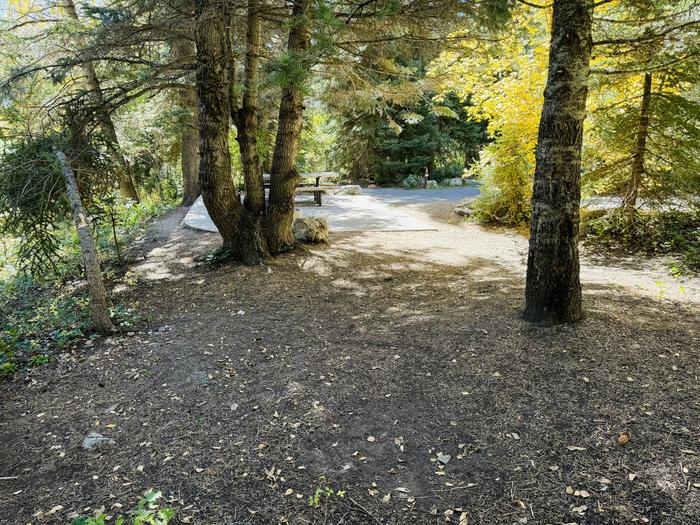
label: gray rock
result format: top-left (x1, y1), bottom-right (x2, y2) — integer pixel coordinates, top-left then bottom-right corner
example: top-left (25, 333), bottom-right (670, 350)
top-left (426, 180), bottom-right (438, 189)
top-left (437, 452), bottom-right (452, 464)
top-left (454, 196), bottom-right (478, 217)
top-left (82, 432), bottom-right (115, 449)
top-left (335, 185), bottom-right (362, 195)
top-left (444, 177), bottom-right (464, 187)
top-left (293, 216), bottom-right (329, 243)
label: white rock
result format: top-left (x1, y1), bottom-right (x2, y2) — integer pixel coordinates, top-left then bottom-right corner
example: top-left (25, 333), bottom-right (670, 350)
top-left (335, 185), bottom-right (362, 195)
top-left (293, 216), bottom-right (329, 243)
top-left (426, 180), bottom-right (438, 189)
top-left (82, 432), bottom-right (115, 449)
top-left (444, 177), bottom-right (464, 187)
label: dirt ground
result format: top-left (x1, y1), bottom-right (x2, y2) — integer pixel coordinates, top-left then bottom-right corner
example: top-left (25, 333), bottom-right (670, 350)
top-left (2, 205), bottom-right (699, 525)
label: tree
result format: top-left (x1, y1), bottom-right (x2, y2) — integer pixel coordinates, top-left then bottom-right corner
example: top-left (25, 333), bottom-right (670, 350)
top-left (54, 148), bottom-right (115, 334)
top-left (524, 0), bottom-right (594, 324)
top-left (171, 38), bottom-right (200, 206)
top-left (429, 7), bottom-right (548, 224)
top-left (62, 0), bottom-right (141, 203)
top-left (266, 0), bottom-right (312, 254)
top-left (194, 0), bottom-right (264, 263)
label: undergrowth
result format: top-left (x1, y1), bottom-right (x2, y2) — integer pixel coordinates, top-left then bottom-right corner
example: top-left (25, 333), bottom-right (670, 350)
top-left (0, 194), bottom-right (173, 377)
top-left (71, 491), bottom-right (174, 525)
top-left (582, 207), bottom-right (700, 274)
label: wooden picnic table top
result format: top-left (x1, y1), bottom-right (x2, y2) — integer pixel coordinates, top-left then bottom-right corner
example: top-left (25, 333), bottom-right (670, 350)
top-left (262, 172), bottom-right (338, 183)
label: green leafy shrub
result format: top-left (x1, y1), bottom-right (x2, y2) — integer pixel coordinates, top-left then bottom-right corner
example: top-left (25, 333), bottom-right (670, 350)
top-left (468, 143), bottom-right (532, 226)
top-left (583, 207), bottom-right (700, 273)
top-left (401, 173), bottom-right (425, 189)
top-left (72, 491), bottom-right (174, 525)
top-left (433, 163), bottom-right (464, 182)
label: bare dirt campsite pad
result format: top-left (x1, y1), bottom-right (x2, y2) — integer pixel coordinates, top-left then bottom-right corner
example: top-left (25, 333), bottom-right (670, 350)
top-left (2, 206), bottom-right (700, 525)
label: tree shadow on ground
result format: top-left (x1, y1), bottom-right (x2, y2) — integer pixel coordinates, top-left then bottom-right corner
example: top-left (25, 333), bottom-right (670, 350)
top-left (0, 228), bottom-right (698, 525)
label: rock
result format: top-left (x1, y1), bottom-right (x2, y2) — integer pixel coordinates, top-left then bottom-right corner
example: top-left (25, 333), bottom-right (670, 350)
top-left (426, 180), bottom-right (438, 189)
top-left (454, 196), bottom-right (478, 217)
top-left (82, 432), bottom-right (114, 449)
top-left (335, 184), bottom-right (362, 195)
top-left (436, 452), bottom-right (452, 464)
top-left (444, 177), bottom-right (464, 187)
top-left (293, 216), bottom-right (329, 243)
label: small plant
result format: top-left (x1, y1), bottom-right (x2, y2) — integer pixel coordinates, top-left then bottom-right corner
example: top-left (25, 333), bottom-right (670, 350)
top-left (71, 491), bottom-right (174, 525)
top-left (308, 476), bottom-right (346, 508)
top-left (401, 173), bottom-right (424, 189)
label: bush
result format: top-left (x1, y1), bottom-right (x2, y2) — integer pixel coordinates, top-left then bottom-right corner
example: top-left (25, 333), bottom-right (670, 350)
top-left (432, 163), bottom-right (464, 182)
top-left (467, 143), bottom-right (532, 226)
top-left (401, 173), bottom-right (425, 189)
top-left (583, 207), bottom-right (700, 273)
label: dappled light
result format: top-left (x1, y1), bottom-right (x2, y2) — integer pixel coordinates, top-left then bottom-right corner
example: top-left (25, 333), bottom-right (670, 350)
top-left (1, 0), bottom-right (698, 523)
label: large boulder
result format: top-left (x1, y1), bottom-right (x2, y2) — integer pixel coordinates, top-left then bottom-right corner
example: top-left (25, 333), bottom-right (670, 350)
top-left (444, 177), bottom-right (464, 187)
top-left (293, 216), bottom-right (329, 243)
top-left (335, 184), bottom-right (362, 195)
top-left (426, 180), bottom-right (438, 189)
top-left (454, 196), bottom-right (478, 217)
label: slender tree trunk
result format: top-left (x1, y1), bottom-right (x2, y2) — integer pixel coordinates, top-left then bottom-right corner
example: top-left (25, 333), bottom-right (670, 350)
top-left (235, 0), bottom-right (265, 216)
top-left (266, 0), bottom-right (311, 254)
top-left (54, 148), bottom-right (115, 335)
top-left (261, 112), bottom-right (274, 174)
top-left (172, 38), bottom-right (201, 206)
top-left (195, 0), bottom-right (264, 264)
top-left (524, 0), bottom-right (593, 325)
top-left (181, 93), bottom-right (201, 206)
top-left (623, 72), bottom-right (652, 214)
top-left (62, 0), bottom-right (140, 203)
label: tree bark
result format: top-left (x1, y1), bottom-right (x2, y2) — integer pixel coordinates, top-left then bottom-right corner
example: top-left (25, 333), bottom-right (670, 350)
top-left (181, 91), bottom-right (201, 206)
top-left (195, 0), bottom-right (265, 264)
top-left (54, 148), bottom-right (115, 335)
top-left (266, 0), bottom-right (311, 254)
top-left (172, 38), bottom-right (201, 206)
top-left (524, 0), bottom-right (593, 324)
top-left (62, 0), bottom-right (140, 203)
top-left (623, 72), bottom-right (652, 213)
top-left (235, 0), bottom-right (265, 217)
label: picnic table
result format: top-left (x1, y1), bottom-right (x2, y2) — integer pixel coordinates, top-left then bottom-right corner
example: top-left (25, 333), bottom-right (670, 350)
top-left (263, 172), bottom-right (340, 206)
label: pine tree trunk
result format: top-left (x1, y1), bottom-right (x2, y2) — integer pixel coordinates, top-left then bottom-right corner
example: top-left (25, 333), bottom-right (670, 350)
top-left (172, 38), bottom-right (201, 206)
top-left (261, 112), bottom-right (274, 175)
top-left (266, 0), bottom-right (310, 254)
top-left (623, 72), bottom-right (652, 214)
top-left (181, 94), bottom-right (200, 206)
top-left (235, 0), bottom-right (265, 216)
top-left (195, 0), bottom-right (264, 264)
top-left (54, 149), bottom-right (115, 335)
top-left (524, 0), bottom-right (593, 325)
top-left (62, 0), bottom-right (140, 203)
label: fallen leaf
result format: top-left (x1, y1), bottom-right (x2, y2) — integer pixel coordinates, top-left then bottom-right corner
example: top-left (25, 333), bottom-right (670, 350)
top-left (617, 431), bottom-right (631, 446)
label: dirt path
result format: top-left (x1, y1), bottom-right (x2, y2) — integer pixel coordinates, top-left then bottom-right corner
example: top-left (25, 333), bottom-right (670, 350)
top-left (1, 205), bottom-right (699, 525)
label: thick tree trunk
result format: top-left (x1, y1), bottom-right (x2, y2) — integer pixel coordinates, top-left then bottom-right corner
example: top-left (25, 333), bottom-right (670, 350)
top-left (172, 38), bottom-right (201, 206)
top-left (524, 0), bottom-right (593, 325)
top-left (623, 72), bottom-right (652, 213)
top-left (63, 0), bottom-right (140, 203)
top-left (266, 0), bottom-right (310, 254)
top-left (235, 0), bottom-right (265, 216)
top-left (54, 149), bottom-right (115, 335)
top-left (195, 0), bottom-right (265, 264)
